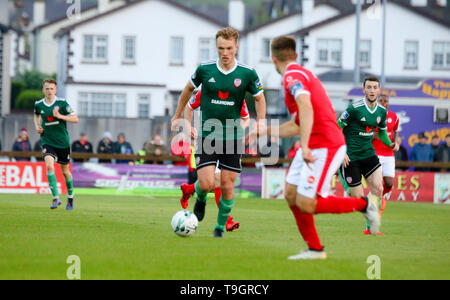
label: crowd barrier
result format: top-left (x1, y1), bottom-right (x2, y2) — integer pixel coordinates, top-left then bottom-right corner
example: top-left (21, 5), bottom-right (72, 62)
top-left (0, 153), bottom-right (448, 203)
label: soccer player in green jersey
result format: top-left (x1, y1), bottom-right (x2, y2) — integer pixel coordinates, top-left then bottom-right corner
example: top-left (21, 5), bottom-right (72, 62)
top-left (171, 27), bottom-right (266, 238)
top-left (337, 77), bottom-right (399, 234)
top-left (34, 79), bottom-right (79, 210)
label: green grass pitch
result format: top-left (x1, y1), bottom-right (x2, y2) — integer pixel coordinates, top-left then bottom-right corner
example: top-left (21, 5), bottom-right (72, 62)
top-left (0, 194), bottom-right (449, 280)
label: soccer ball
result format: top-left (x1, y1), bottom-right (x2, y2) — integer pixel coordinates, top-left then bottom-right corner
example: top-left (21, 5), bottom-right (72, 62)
top-left (171, 210), bottom-right (198, 237)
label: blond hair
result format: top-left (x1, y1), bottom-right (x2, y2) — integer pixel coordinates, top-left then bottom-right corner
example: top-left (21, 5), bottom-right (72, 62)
top-left (42, 78), bottom-right (57, 86)
top-left (216, 27), bottom-right (239, 42)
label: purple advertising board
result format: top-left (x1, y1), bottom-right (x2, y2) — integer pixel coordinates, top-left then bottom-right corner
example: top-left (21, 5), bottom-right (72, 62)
top-left (72, 163), bottom-right (262, 197)
top-left (388, 105), bottom-right (449, 154)
top-left (348, 78), bottom-right (450, 100)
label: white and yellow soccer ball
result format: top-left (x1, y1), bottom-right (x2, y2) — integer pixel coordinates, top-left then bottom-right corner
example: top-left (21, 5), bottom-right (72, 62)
top-left (171, 210), bottom-right (198, 237)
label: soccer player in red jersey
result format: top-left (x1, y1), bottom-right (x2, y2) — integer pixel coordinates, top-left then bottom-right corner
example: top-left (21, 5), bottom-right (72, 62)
top-left (179, 89), bottom-right (250, 232)
top-left (367, 93), bottom-right (399, 233)
top-left (259, 35), bottom-right (382, 260)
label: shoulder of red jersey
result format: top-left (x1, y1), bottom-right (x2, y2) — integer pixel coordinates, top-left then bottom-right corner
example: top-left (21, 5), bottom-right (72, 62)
top-left (284, 65), bottom-right (312, 99)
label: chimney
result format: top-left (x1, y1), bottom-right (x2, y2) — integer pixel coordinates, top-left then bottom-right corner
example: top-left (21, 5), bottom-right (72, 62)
top-left (33, 0), bottom-right (45, 26)
top-left (98, 0), bottom-right (110, 13)
top-left (410, 0), bottom-right (427, 6)
top-left (302, 0), bottom-right (314, 27)
top-left (228, 0), bottom-right (245, 31)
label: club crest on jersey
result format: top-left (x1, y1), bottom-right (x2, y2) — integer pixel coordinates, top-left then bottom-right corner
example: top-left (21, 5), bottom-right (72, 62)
top-left (346, 177), bottom-right (352, 184)
top-left (218, 91), bottom-right (229, 100)
top-left (234, 79), bottom-right (242, 88)
top-left (377, 116), bottom-right (381, 124)
top-left (388, 118), bottom-right (392, 123)
top-left (307, 176), bottom-right (315, 184)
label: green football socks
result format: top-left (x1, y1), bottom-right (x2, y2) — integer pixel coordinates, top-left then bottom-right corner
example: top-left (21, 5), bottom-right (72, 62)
top-left (215, 197), bottom-right (235, 232)
top-left (195, 180), bottom-right (208, 203)
top-left (47, 171), bottom-right (58, 198)
top-left (66, 176), bottom-right (74, 198)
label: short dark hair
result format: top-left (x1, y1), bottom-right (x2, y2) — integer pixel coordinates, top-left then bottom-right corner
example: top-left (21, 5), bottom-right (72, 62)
top-left (363, 76), bottom-right (380, 88)
top-left (271, 35), bottom-right (297, 62)
top-left (43, 78), bottom-right (57, 86)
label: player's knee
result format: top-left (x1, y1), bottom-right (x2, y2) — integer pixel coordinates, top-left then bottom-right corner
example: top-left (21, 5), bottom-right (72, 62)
top-left (46, 165), bottom-right (54, 173)
top-left (284, 188), bottom-right (297, 206)
top-left (296, 197), bottom-right (316, 214)
top-left (221, 181), bottom-right (234, 198)
top-left (199, 179), bottom-right (214, 192)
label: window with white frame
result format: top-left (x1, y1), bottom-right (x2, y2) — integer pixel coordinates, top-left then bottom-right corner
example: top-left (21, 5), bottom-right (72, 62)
top-left (432, 41), bottom-right (450, 69)
top-left (77, 92), bottom-right (127, 117)
top-left (404, 41), bottom-right (418, 69)
top-left (123, 36), bottom-right (136, 63)
top-left (138, 94), bottom-right (151, 119)
top-left (170, 37), bottom-right (184, 65)
top-left (199, 38), bottom-right (216, 62)
top-left (83, 35), bottom-right (108, 63)
top-left (317, 39), bottom-right (342, 67)
top-left (262, 38), bottom-right (271, 61)
top-left (359, 40), bottom-right (371, 68)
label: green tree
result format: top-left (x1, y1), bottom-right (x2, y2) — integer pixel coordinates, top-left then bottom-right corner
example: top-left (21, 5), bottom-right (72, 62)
top-left (16, 90), bottom-right (44, 110)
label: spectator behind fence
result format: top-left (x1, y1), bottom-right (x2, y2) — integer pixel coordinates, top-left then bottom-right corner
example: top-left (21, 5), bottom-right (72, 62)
top-left (410, 132), bottom-right (433, 171)
top-left (71, 132), bottom-right (93, 162)
top-left (143, 134), bottom-right (169, 164)
top-left (394, 135), bottom-right (408, 171)
top-left (12, 128), bottom-right (32, 161)
top-left (97, 131), bottom-right (114, 163)
top-left (431, 135), bottom-right (441, 171)
top-left (435, 134), bottom-right (450, 171)
top-left (113, 132), bottom-right (134, 164)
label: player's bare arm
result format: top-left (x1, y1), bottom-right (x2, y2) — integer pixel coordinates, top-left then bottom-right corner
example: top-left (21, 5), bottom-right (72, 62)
top-left (171, 81), bottom-right (195, 131)
top-left (297, 93), bottom-right (315, 163)
top-left (52, 108), bottom-right (79, 124)
top-left (183, 105), bottom-right (197, 140)
top-left (34, 114), bottom-right (43, 134)
top-left (265, 112), bottom-right (300, 138)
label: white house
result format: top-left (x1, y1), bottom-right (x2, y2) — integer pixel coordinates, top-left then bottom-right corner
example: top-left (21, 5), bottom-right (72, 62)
top-left (31, 0), bottom-right (127, 75)
top-left (239, 0), bottom-right (346, 115)
top-left (290, 0), bottom-right (450, 108)
top-left (54, 0), bottom-right (450, 120)
top-left (0, 24), bottom-right (12, 117)
top-left (55, 0), bottom-right (227, 119)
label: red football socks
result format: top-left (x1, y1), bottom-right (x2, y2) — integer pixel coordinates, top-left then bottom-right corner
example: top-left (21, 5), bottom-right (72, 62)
top-left (383, 182), bottom-right (392, 196)
top-left (289, 205), bottom-right (323, 251)
top-left (315, 195), bottom-right (367, 214)
top-left (214, 187), bottom-right (221, 207)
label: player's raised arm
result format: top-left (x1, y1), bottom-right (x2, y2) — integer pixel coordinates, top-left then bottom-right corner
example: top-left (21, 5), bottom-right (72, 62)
top-left (171, 81), bottom-right (195, 131)
top-left (53, 108), bottom-right (79, 124)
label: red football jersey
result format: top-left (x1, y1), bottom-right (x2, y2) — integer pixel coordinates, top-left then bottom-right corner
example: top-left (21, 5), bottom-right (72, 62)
top-left (372, 110), bottom-right (399, 157)
top-left (188, 90), bottom-right (249, 119)
top-left (283, 63), bottom-right (345, 149)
